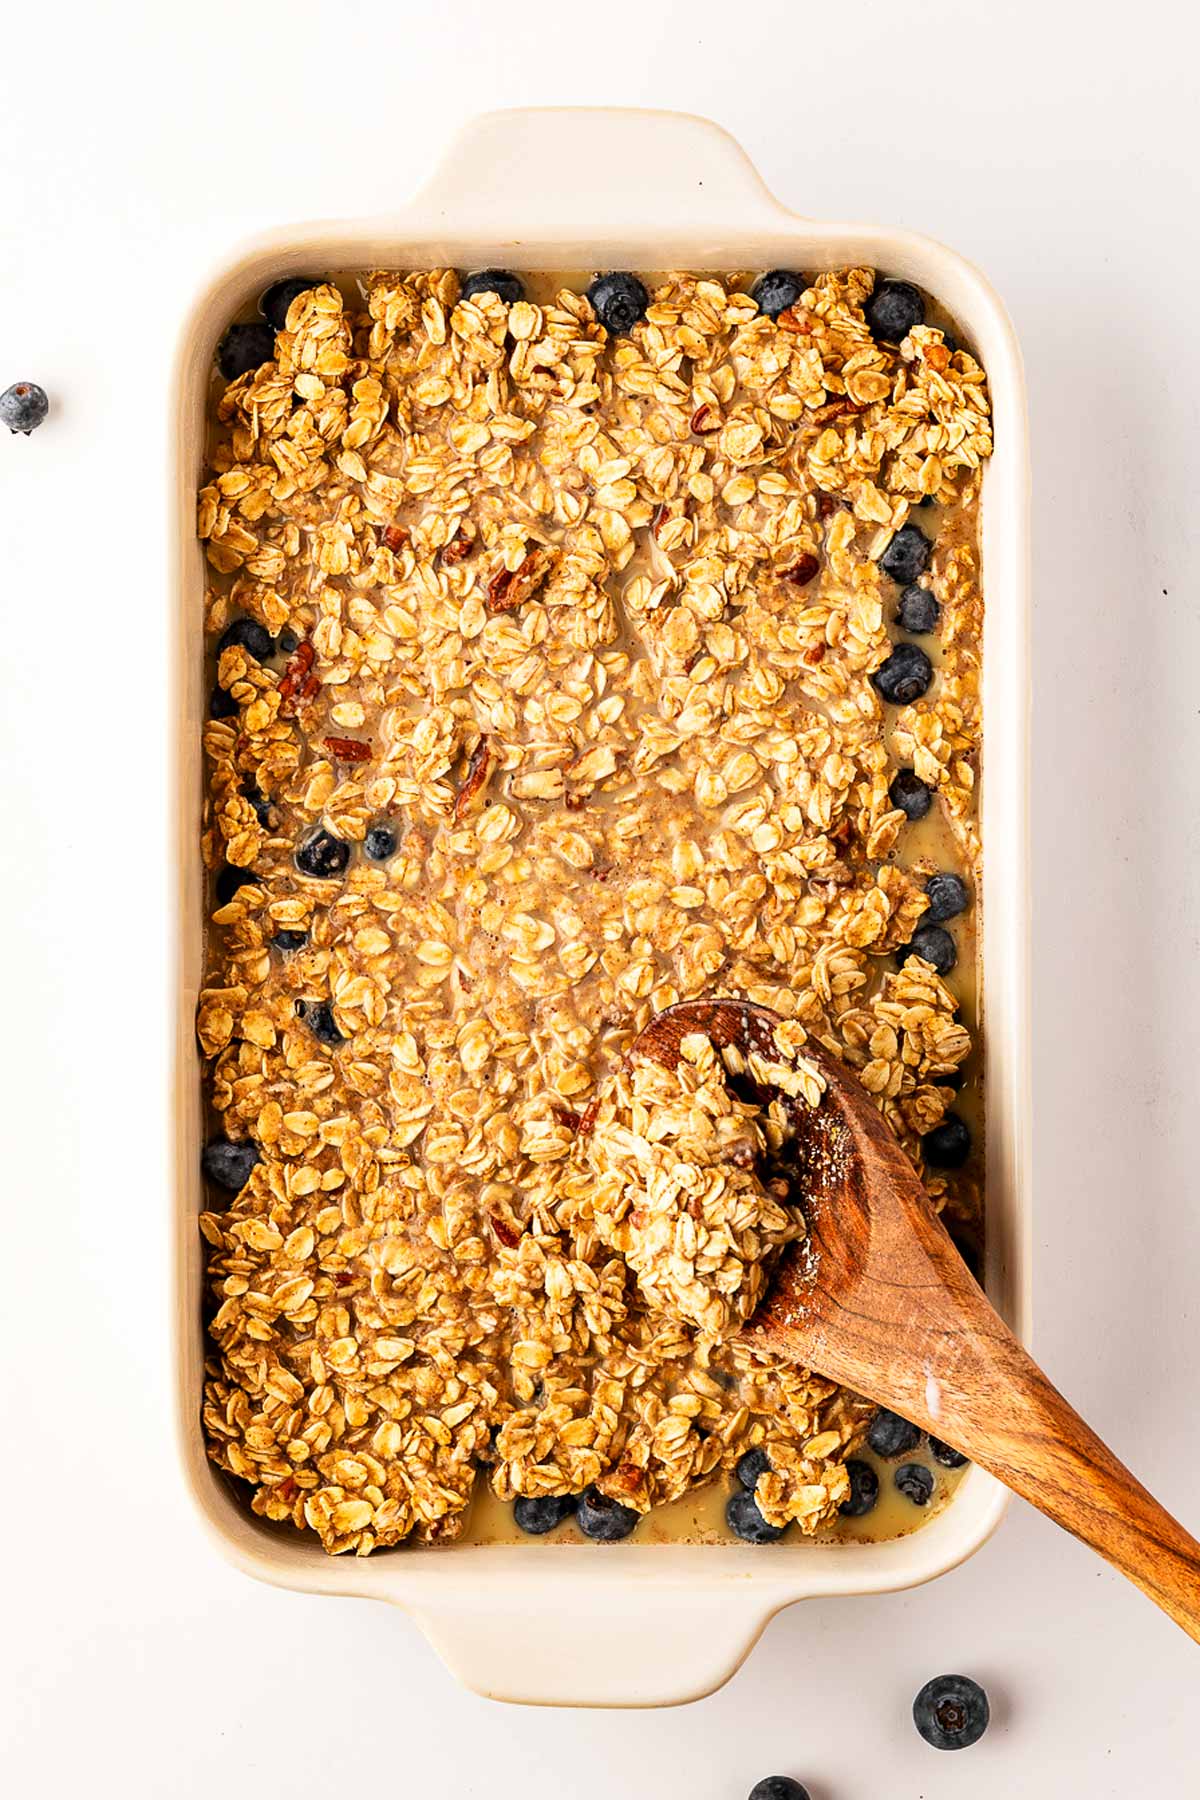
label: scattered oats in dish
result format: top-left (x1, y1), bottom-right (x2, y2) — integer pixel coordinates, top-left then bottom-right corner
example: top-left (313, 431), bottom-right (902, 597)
top-left (196, 265), bottom-right (990, 1554)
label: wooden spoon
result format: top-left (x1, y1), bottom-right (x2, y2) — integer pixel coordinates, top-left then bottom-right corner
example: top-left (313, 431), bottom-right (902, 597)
top-left (633, 998), bottom-right (1200, 1643)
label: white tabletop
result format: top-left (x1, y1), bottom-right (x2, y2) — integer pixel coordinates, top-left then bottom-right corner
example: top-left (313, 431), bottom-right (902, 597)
top-left (3, 1), bottom-right (1198, 1793)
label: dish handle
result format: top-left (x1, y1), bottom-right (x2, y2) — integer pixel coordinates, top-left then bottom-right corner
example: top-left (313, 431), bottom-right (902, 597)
top-left (410, 1580), bottom-right (778, 1708)
top-left (411, 107), bottom-right (790, 237)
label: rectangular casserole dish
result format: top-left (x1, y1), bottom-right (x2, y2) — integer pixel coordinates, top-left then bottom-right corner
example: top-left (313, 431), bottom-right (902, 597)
top-left (170, 107), bottom-right (1031, 1709)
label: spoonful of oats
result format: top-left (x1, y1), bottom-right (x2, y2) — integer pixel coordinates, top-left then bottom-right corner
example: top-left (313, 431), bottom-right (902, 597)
top-left (613, 998), bottom-right (1200, 1644)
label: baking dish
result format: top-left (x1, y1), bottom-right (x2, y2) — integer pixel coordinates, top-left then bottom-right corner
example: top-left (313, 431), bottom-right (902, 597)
top-left (170, 107), bottom-right (1031, 1708)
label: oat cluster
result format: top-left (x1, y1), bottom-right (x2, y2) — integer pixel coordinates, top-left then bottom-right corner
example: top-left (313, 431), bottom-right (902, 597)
top-left (197, 267), bottom-right (990, 1553)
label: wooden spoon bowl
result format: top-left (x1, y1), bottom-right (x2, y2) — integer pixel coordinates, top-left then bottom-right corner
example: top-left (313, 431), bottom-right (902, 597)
top-left (632, 999), bottom-right (1200, 1642)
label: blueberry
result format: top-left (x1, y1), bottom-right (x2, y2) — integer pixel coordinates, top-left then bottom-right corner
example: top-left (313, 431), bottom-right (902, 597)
top-left (576, 1485), bottom-right (639, 1542)
top-left (276, 627), bottom-right (300, 655)
top-left (0, 381), bottom-right (49, 435)
top-left (872, 642), bottom-right (933, 704)
top-left (736, 1447), bottom-right (771, 1490)
top-left (588, 272), bottom-right (649, 336)
top-left (879, 522), bottom-right (933, 585)
top-left (201, 1137), bottom-right (260, 1192)
top-left (889, 769), bottom-right (934, 821)
top-left (896, 584), bottom-right (941, 634)
top-left (215, 866), bottom-right (260, 906)
top-left (748, 1780), bottom-right (811, 1800)
top-left (924, 872), bottom-right (970, 923)
top-left (750, 270), bottom-right (804, 318)
top-left (513, 1494), bottom-right (576, 1536)
top-left (895, 1462), bottom-right (935, 1506)
top-left (865, 278), bottom-right (925, 343)
top-left (929, 1437), bottom-right (969, 1469)
top-left (217, 617), bottom-right (274, 662)
top-left (210, 683), bottom-right (238, 720)
top-left (867, 1408), bottom-right (922, 1459)
top-left (726, 1489), bottom-right (785, 1544)
top-left (922, 1112), bottom-right (972, 1169)
top-left (260, 276), bottom-right (319, 332)
top-left (912, 1674), bottom-right (990, 1751)
top-left (241, 782), bottom-right (272, 827)
top-left (364, 824), bottom-right (397, 862)
top-left (271, 928), bottom-right (308, 951)
top-left (295, 829), bottom-right (350, 879)
top-left (217, 322), bottom-right (276, 380)
top-left (899, 924), bottom-right (957, 976)
top-left (460, 270), bottom-right (525, 306)
top-left (839, 1458), bottom-right (880, 1518)
top-left (297, 1000), bottom-right (343, 1045)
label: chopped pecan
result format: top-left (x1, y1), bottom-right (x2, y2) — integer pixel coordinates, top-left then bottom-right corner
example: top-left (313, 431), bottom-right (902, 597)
top-left (441, 526), bottom-right (474, 565)
top-left (614, 1462), bottom-right (642, 1494)
top-left (551, 1105), bottom-right (581, 1132)
top-left (277, 639), bottom-right (315, 712)
top-left (454, 736), bottom-right (492, 819)
top-left (781, 552), bottom-right (820, 587)
top-left (323, 736), bottom-right (372, 763)
top-left (816, 491), bottom-right (842, 520)
top-left (276, 1476), bottom-right (297, 1503)
top-left (804, 643), bottom-right (827, 665)
top-left (382, 523), bottom-right (409, 552)
top-left (485, 545), bottom-right (558, 615)
top-left (690, 403), bottom-right (720, 434)
top-left (490, 1213), bottom-right (522, 1249)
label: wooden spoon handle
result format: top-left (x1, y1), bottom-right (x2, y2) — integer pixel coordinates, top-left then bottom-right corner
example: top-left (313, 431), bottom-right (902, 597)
top-left (906, 1328), bottom-right (1200, 1643)
top-left (758, 1239), bottom-right (1200, 1641)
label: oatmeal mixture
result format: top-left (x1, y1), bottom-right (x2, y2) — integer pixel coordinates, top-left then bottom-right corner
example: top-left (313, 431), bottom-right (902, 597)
top-left (197, 267), bottom-right (991, 1554)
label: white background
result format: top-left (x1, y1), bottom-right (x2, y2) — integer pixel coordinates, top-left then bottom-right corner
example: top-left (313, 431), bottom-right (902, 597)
top-left (3, 1), bottom-right (1198, 1794)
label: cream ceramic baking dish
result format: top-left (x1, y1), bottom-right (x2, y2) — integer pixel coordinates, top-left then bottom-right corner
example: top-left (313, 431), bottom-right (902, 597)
top-left (170, 107), bottom-right (1032, 1708)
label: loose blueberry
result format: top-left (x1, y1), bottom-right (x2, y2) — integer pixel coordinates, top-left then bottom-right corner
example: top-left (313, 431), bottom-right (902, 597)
top-left (513, 1494), bottom-right (576, 1536)
top-left (839, 1458), bottom-right (880, 1518)
top-left (865, 278), bottom-right (925, 343)
top-left (201, 1137), bottom-right (260, 1192)
top-left (271, 928), bottom-right (309, 951)
top-left (217, 617), bottom-right (274, 662)
top-left (736, 1447), bottom-right (771, 1490)
top-left (576, 1485), bottom-right (639, 1542)
top-left (889, 769), bottom-right (934, 821)
top-left (276, 627), bottom-right (300, 655)
top-left (924, 872), bottom-right (970, 923)
top-left (460, 270), bottom-right (525, 306)
top-left (929, 1437), bottom-right (969, 1470)
top-left (872, 642), bottom-right (933, 705)
top-left (260, 277), bottom-right (320, 332)
top-left (295, 829), bottom-right (350, 879)
top-left (922, 1112), bottom-right (972, 1169)
top-left (364, 824), bottom-right (397, 862)
top-left (897, 584), bottom-right (941, 635)
top-left (899, 924), bottom-right (957, 976)
top-left (217, 322), bottom-right (276, 381)
top-left (588, 272), bottom-right (649, 336)
top-left (867, 1408), bottom-right (922, 1459)
top-left (726, 1489), bottom-right (785, 1544)
top-left (296, 1000), bottom-right (343, 1045)
top-left (241, 782), bottom-right (272, 827)
top-left (210, 683), bottom-right (238, 720)
top-left (895, 1462), bottom-right (935, 1506)
top-left (748, 1780), bottom-right (811, 1800)
top-left (750, 269), bottom-right (804, 318)
top-left (913, 1674), bottom-right (990, 1751)
top-left (215, 866), bottom-right (260, 906)
top-left (879, 522), bottom-right (933, 585)
top-left (0, 380), bottom-right (49, 435)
